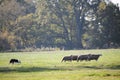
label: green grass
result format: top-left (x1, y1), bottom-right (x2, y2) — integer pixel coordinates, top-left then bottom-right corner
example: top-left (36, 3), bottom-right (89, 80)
top-left (0, 49), bottom-right (120, 80)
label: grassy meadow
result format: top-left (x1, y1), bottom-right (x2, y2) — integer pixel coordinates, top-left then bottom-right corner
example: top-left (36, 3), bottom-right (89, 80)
top-left (0, 49), bottom-right (120, 80)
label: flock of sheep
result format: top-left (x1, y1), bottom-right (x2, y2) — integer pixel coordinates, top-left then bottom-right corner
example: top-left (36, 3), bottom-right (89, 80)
top-left (61, 54), bottom-right (102, 62)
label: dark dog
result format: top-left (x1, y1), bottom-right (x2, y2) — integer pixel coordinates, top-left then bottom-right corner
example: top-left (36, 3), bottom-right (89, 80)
top-left (9, 59), bottom-right (21, 64)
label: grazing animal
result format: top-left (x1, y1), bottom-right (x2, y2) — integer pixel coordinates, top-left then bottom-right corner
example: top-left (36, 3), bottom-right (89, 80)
top-left (71, 55), bottom-right (78, 61)
top-left (61, 56), bottom-right (72, 62)
top-left (9, 59), bottom-right (21, 64)
top-left (77, 54), bottom-right (89, 62)
top-left (88, 54), bottom-right (102, 61)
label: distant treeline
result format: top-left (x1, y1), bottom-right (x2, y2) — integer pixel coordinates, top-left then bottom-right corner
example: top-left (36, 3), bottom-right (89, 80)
top-left (0, 0), bottom-right (120, 51)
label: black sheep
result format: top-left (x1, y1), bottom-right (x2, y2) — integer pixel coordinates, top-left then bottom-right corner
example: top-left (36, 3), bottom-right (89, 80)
top-left (61, 56), bottom-right (72, 62)
top-left (77, 54), bottom-right (89, 62)
top-left (88, 54), bottom-right (102, 61)
top-left (71, 55), bottom-right (78, 61)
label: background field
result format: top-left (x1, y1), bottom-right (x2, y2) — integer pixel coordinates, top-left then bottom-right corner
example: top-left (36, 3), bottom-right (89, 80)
top-left (0, 49), bottom-right (120, 80)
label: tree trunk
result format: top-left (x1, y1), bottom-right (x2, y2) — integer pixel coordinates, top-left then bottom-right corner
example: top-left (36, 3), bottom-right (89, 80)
top-left (73, 0), bottom-right (84, 49)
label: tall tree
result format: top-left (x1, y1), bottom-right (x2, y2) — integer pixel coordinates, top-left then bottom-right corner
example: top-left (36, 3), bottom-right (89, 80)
top-left (98, 2), bottom-right (120, 48)
top-left (72, 0), bottom-right (100, 49)
top-left (35, 0), bottom-right (75, 49)
top-left (0, 0), bottom-right (36, 51)
top-left (84, 1), bottom-right (120, 48)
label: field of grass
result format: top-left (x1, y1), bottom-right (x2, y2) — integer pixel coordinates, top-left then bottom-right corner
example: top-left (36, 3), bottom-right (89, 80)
top-left (0, 49), bottom-right (120, 80)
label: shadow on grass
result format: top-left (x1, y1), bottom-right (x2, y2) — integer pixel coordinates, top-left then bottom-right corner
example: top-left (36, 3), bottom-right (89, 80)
top-left (79, 66), bottom-right (102, 69)
top-left (77, 64), bottom-right (120, 70)
top-left (0, 66), bottom-right (64, 73)
top-left (0, 65), bottom-right (120, 73)
top-left (109, 64), bottom-right (120, 69)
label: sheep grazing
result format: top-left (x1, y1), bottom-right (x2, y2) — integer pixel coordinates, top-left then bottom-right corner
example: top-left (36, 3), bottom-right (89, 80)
top-left (61, 54), bottom-right (102, 62)
top-left (88, 54), bottom-right (102, 61)
top-left (71, 55), bottom-right (78, 61)
top-left (9, 59), bottom-right (21, 64)
top-left (77, 54), bottom-right (90, 62)
top-left (61, 56), bottom-right (72, 62)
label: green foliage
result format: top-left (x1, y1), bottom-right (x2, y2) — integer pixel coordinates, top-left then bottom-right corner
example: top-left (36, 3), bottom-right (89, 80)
top-left (97, 3), bottom-right (120, 48)
top-left (83, 1), bottom-right (120, 49)
top-left (0, 30), bottom-right (16, 51)
top-left (0, 0), bottom-right (120, 51)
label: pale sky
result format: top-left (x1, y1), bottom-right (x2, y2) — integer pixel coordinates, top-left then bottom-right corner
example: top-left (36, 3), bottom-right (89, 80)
top-left (110, 0), bottom-right (120, 5)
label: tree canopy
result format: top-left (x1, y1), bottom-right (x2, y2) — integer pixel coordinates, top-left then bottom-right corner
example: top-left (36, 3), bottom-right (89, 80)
top-left (0, 0), bottom-right (120, 51)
